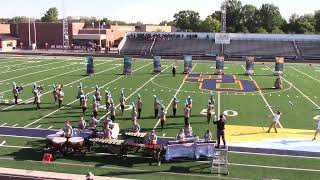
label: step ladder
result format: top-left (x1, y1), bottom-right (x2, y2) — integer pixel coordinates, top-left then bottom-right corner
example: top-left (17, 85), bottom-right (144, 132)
top-left (211, 146), bottom-right (229, 175)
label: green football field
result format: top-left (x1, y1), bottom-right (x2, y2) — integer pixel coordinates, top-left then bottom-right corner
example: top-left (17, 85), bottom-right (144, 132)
top-left (0, 55), bottom-right (320, 179)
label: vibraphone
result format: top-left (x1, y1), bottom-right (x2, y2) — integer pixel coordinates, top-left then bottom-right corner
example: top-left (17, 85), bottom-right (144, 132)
top-left (123, 132), bottom-right (147, 144)
top-left (89, 138), bottom-right (127, 158)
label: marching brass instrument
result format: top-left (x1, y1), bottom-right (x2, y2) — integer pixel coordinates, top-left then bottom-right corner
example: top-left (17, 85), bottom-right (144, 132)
top-left (16, 86), bottom-right (23, 94)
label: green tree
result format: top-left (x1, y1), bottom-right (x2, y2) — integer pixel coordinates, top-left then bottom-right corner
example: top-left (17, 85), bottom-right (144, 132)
top-left (314, 10), bottom-right (320, 32)
top-left (173, 10), bottom-right (201, 32)
top-left (241, 4), bottom-right (258, 32)
top-left (257, 4), bottom-right (285, 33)
top-left (222, 0), bottom-right (243, 32)
top-left (288, 14), bottom-right (315, 34)
top-left (10, 16), bottom-right (30, 23)
top-left (41, 7), bottom-right (59, 22)
top-left (256, 27), bottom-right (268, 34)
top-left (271, 27), bottom-right (284, 34)
top-left (199, 16), bottom-right (220, 32)
top-left (159, 20), bottom-right (176, 26)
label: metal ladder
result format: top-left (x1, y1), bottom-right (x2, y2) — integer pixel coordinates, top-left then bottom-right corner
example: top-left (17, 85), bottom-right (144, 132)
top-left (211, 146), bottom-right (229, 175)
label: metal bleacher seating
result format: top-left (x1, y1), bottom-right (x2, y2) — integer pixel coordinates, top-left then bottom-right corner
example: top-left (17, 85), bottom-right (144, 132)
top-left (120, 38), bottom-right (154, 55)
top-left (224, 40), bottom-right (297, 58)
top-left (296, 41), bottom-right (320, 58)
top-left (151, 39), bottom-right (221, 56)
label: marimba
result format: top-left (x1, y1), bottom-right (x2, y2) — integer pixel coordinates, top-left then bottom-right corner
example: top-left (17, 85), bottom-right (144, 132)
top-left (123, 132), bottom-right (147, 143)
top-left (127, 142), bottom-right (164, 166)
top-left (89, 138), bottom-right (127, 158)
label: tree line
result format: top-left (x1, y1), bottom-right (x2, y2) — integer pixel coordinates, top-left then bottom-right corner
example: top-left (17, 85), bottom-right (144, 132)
top-left (1, 1), bottom-right (320, 34)
top-left (173, 0), bottom-right (320, 34)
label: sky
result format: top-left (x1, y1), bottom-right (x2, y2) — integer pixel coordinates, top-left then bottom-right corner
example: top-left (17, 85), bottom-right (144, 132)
top-left (0, 0), bottom-right (319, 24)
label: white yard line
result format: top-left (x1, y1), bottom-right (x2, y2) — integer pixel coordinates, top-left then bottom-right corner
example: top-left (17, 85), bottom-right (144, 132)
top-left (0, 60), bottom-right (63, 75)
top-left (12, 124), bottom-right (18, 127)
top-left (0, 61), bottom-right (111, 94)
top-left (0, 123), bottom-right (7, 126)
top-left (241, 65), bottom-right (283, 128)
top-left (265, 66), bottom-right (320, 109)
top-left (290, 66), bottom-right (320, 83)
top-left (23, 62), bottom-right (152, 128)
top-left (0, 144), bottom-right (32, 149)
top-left (48, 126), bottom-right (53, 129)
top-left (229, 150), bottom-right (320, 160)
top-left (153, 64), bottom-right (197, 130)
top-left (229, 162), bottom-right (320, 172)
top-left (35, 125), bottom-right (41, 128)
top-left (0, 140), bottom-right (5, 146)
top-left (0, 61), bottom-right (84, 83)
top-left (99, 63), bottom-right (174, 122)
top-left (1, 62), bottom-right (119, 111)
top-left (0, 134), bottom-right (45, 139)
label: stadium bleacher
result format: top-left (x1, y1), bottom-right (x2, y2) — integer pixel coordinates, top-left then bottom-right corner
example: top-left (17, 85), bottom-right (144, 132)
top-left (152, 39), bottom-right (221, 56)
top-left (224, 40), bottom-right (297, 58)
top-left (296, 41), bottom-right (320, 58)
top-left (120, 32), bottom-right (320, 60)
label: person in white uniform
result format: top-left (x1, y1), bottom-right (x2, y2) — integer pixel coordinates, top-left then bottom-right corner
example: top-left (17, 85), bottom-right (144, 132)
top-left (312, 117), bottom-right (320, 141)
top-left (267, 111), bottom-right (281, 133)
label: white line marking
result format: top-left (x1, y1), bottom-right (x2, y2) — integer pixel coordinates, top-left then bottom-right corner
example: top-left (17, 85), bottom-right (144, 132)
top-left (48, 126), bottom-right (53, 129)
top-left (0, 123), bottom-right (7, 126)
top-left (24, 63), bottom-right (152, 127)
top-left (0, 61), bottom-right (111, 94)
top-left (0, 141), bottom-right (5, 146)
top-left (35, 125), bottom-right (41, 128)
top-left (12, 124), bottom-right (18, 127)
top-left (0, 134), bottom-right (45, 139)
top-left (0, 144), bottom-right (32, 149)
top-left (241, 65), bottom-right (283, 128)
top-left (0, 157), bottom-right (243, 180)
top-left (99, 63), bottom-right (174, 122)
top-left (229, 150), bottom-right (320, 160)
top-left (266, 66), bottom-right (320, 109)
top-left (153, 64), bottom-right (197, 130)
top-left (290, 66), bottom-right (320, 83)
top-left (229, 163), bottom-right (320, 172)
top-left (1, 63), bottom-right (119, 111)
top-left (0, 60), bottom-right (62, 75)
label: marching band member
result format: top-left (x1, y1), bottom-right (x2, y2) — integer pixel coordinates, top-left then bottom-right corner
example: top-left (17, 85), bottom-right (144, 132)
top-left (103, 123), bottom-right (112, 139)
top-left (12, 82), bottom-right (18, 104)
top-left (105, 90), bottom-right (111, 109)
top-left (187, 96), bottom-right (193, 112)
top-left (207, 100), bottom-right (214, 124)
top-left (52, 84), bottom-right (58, 104)
top-left (77, 82), bottom-right (85, 106)
top-left (172, 96), bottom-right (179, 117)
top-left (267, 111), bottom-right (281, 133)
top-left (312, 116), bottom-right (320, 141)
top-left (137, 94), bottom-right (142, 119)
top-left (90, 115), bottom-right (98, 129)
top-left (63, 121), bottom-right (73, 138)
top-left (81, 95), bottom-right (88, 115)
top-left (57, 88), bottom-right (64, 108)
top-left (209, 91), bottom-right (215, 105)
top-left (148, 130), bottom-right (158, 144)
top-left (153, 95), bottom-right (160, 118)
top-left (109, 99), bottom-right (116, 122)
top-left (94, 85), bottom-right (101, 103)
top-left (132, 119), bottom-right (141, 133)
top-left (159, 105), bottom-right (167, 132)
top-left (184, 102), bottom-right (191, 126)
top-left (102, 117), bottom-right (113, 130)
top-left (78, 115), bottom-right (86, 130)
top-left (131, 102), bottom-right (138, 122)
top-left (172, 65), bottom-right (176, 77)
top-left (34, 87), bottom-right (41, 110)
top-left (92, 95), bottom-right (98, 118)
top-left (204, 129), bottom-right (212, 142)
top-left (176, 128), bottom-right (185, 141)
top-left (32, 82), bottom-right (37, 104)
top-left (184, 123), bottom-right (193, 137)
top-left (119, 88), bottom-right (126, 116)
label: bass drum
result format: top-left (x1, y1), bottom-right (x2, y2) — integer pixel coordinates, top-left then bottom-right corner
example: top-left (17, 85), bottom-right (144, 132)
top-left (111, 123), bottom-right (120, 139)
